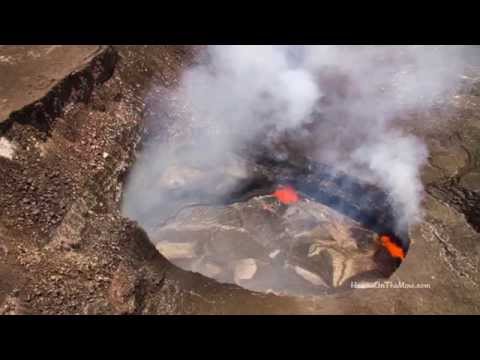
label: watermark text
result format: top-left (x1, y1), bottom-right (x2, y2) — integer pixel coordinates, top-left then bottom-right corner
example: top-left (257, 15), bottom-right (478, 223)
top-left (351, 281), bottom-right (431, 289)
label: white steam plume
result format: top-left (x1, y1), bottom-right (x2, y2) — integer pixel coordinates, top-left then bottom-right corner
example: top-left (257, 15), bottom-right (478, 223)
top-left (123, 45), bottom-right (476, 232)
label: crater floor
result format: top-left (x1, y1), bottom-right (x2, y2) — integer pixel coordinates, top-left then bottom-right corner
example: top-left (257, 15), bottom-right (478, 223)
top-left (151, 193), bottom-right (397, 296)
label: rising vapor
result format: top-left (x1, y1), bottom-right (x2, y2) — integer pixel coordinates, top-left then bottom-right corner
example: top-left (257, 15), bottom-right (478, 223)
top-left (123, 45), bottom-right (474, 233)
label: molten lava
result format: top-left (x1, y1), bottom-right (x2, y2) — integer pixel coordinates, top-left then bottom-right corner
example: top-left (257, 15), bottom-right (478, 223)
top-left (379, 234), bottom-right (405, 260)
top-left (274, 185), bottom-right (299, 205)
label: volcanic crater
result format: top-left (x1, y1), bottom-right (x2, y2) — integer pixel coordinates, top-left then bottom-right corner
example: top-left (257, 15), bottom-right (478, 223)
top-left (2, 45), bottom-right (480, 314)
top-left (122, 96), bottom-right (409, 297)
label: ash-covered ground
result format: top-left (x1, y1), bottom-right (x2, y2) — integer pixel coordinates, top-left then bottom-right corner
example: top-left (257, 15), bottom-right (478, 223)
top-left (1, 46), bottom-right (480, 314)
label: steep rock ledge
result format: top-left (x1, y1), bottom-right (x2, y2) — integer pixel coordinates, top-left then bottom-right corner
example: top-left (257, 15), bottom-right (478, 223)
top-left (0, 45), bottom-right (300, 314)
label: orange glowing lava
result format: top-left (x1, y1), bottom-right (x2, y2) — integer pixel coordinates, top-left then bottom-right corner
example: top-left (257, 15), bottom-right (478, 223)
top-left (379, 235), bottom-right (405, 260)
top-left (274, 185), bottom-right (299, 205)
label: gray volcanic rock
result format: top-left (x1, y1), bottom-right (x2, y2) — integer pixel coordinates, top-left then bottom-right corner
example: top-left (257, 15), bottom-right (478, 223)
top-left (150, 194), bottom-right (393, 296)
top-left (0, 46), bottom-right (115, 124)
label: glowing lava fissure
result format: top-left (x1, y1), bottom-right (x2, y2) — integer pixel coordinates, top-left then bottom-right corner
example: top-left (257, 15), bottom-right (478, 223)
top-left (379, 234), bottom-right (405, 261)
top-left (273, 185), bottom-right (300, 205)
top-left (273, 185), bottom-right (300, 204)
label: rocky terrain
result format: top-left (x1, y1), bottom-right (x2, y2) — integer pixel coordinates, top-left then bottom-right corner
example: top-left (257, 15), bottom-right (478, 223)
top-left (0, 45), bottom-right (479, 314)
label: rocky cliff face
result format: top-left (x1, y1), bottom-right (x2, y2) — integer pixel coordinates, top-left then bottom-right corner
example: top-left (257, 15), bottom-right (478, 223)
top-left (0, 45), bottom-right (299, 314)
top-left (0, 45), bottom-right (479, 314)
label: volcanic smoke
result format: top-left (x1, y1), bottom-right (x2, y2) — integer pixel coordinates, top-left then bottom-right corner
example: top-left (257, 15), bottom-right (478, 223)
top-left (123, 46), bottom-right (475, 235)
